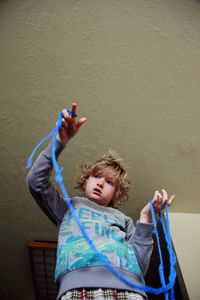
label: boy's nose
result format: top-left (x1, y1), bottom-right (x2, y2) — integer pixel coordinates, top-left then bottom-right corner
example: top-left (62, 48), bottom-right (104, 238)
top-left (97, 178), bottom-right (104, 187)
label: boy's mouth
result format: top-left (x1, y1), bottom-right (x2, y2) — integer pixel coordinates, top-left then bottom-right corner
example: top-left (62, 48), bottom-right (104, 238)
top-left (93, 188), bottom-right (102, 195)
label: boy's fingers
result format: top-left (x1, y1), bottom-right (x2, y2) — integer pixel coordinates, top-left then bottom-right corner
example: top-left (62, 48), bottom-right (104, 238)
top-left (162, 189), bottom-right (168, 202)
top-left (62, 107), bottom-right (75, 119)
top-left (153, 191), bottom-right (159, 206)
top-left (76, 118), bottom-right (87, 130)
top-left (156, 192), bottom-right (162, 205)
top-left (62, 110), bottom-right (75, 127)
top-left (168, 195), bottom-right (175, 206)
top-left (154, 190), bottom-right (159, 199)
top-left (62, 109), bottom-right (68, 118)
top-left (62, 111), bottom-right (73, 126)
top-left (61, 118), bottom-right (66, 127)
top-left (152, 189), bottom-right (175, 212)
top-left (71, 103), bottom-right (77, 118)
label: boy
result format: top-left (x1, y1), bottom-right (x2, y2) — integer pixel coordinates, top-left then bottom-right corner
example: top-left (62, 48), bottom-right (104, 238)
top-left (27, 104), bottom-right (175, 300)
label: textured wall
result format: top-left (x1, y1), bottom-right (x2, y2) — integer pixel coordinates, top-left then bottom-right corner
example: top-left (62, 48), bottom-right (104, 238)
top-left (0, 0), bottom-right (200, 299)
top-left (169, 213), bottom-right (200, 300)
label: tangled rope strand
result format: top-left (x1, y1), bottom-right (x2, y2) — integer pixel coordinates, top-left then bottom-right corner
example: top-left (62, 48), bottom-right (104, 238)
top-left (27, 111), bottom-right (177, 297)
top-left (159, 208), bottom-right (177, 299)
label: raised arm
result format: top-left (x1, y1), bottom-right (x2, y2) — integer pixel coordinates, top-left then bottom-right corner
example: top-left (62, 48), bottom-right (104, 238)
top-left (26, 104), bottom-right (87, 226)
top-left (126, 189), bottom-right (175, 275)
top-left (26, 140), bottom-right (67, 226)
top-left (139, 189), bottom-right (175, 224)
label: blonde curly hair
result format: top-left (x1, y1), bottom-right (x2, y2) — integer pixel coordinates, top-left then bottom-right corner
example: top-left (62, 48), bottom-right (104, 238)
top-left (74, 151), bottom-right (131, 208)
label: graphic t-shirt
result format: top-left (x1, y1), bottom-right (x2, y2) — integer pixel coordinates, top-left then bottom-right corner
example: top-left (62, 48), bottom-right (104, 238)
top-left (55, 197), bottom-right (142, 280)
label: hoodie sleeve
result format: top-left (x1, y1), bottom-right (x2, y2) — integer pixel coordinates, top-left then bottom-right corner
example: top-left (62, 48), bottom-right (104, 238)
top-left (125, 217), bottom-right (154, 276)
top-left (26, 139), bottom-right (68, 227)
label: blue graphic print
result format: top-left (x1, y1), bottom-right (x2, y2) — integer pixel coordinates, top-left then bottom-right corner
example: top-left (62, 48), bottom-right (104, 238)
top-left (55, 206), bottom-right (142, 280)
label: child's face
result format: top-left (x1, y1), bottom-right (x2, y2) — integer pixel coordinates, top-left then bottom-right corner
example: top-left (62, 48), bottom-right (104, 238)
top-left (84, 172), bottom-right (117, 207)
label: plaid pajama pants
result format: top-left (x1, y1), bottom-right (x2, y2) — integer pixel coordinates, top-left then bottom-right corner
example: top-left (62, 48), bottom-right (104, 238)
top-left (61, 288), bottom-right (145, 300)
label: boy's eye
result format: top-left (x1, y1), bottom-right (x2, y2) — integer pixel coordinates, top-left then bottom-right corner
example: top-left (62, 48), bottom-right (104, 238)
top-left (93, 174), bottom-right (101, 179)
top-left (107, 180), bottom-right (113, 185)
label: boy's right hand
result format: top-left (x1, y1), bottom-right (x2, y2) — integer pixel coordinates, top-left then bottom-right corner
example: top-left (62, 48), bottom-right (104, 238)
top-left (57, 103), bottom-right (87, 144)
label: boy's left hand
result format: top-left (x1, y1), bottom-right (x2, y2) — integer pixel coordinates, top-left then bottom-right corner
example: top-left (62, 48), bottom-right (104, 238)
top-left (139, 189), bottom-right (175, 224)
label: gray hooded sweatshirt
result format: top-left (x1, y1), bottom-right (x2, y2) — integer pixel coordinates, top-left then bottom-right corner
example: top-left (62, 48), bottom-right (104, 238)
top-left (26, 140), bottom-right (153, 300)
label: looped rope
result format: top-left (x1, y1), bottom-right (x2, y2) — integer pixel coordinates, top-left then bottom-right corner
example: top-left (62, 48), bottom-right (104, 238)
top-left (55, 167), bottom-right (64, 184)
top-left (27, 111), bottom-right (177, 298)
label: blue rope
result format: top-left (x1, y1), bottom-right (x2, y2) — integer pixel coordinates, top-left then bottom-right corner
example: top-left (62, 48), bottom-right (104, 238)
top-left (150, 202), bottom-right (176, 300)
top-left (160, 206), bottom-right (177, 299)
top-left (26, 128), bottom-right (55, 168)
top-left (27, 111), bottom-right (177, 297)
top-left (150, 201), bottom-right (168, 300)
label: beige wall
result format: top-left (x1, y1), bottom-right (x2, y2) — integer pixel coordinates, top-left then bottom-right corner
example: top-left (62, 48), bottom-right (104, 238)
top-left (1, 0), bottom-right (200, 299)
top-left (169, 213), bottom-right (200, 300)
